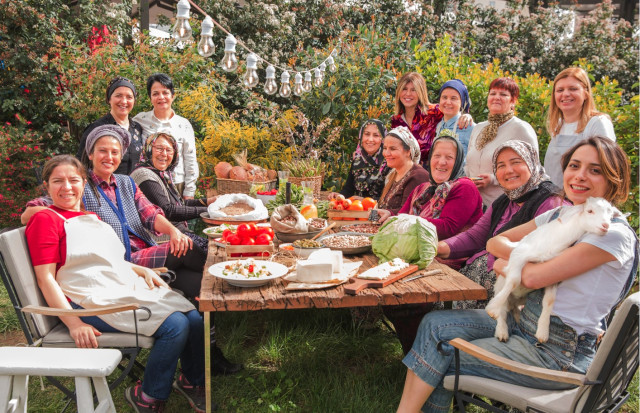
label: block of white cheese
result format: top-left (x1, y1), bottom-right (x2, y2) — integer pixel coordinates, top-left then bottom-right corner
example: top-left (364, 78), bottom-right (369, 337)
top-left (308, 249), bottom-right (343, 273)
top-left (296, 260), bottom-right (334, 283)
top-left (358, 258), bottom-right (410, 280)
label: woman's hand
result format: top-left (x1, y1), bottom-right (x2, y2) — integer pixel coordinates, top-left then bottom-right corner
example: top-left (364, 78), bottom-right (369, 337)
top-left (132, 264), bottom-right (170, 289)
top-left (493, 258), bottom-right (508, 278)
top-left (68, 321), bottom-right (101, 348)
top-left (471, 173), bottom-right (492, 189)
top-left (436, 241), bottom-right (451, 258)
top-left (377, 209), bottom-right (392, 223)
top-left (457, 113), bottom-right (474, 129)
top-left (169, 230), bottom-right (193, 258)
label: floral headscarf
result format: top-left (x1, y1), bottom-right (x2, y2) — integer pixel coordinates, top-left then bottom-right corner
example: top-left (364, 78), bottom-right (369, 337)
top-left (410, 135), bottom-right (465, 219)
top-left (139, 132), bottom-right (180, 187)
top-left (387, 126), bottom-right (421, 164)
top-left (351, 119), bottom-right (389, 198)
top-left (492, 140), bottom-right (544, 201)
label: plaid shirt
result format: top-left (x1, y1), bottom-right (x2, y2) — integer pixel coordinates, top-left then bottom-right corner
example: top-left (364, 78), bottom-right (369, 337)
top-left (87, 172), bottom-right (170, 268)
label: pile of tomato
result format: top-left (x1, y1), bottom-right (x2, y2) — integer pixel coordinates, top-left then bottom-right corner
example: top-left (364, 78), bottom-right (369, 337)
top-left (222, 223), bottom-right (275, 245)
top-left (257, 189), bottom-right (278, 195)
top-left (329, 195), bottom-right (377, 211)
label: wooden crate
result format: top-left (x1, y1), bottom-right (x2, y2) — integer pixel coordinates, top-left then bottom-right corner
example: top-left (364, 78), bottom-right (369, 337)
top-left (216, 178), bottom-right (276, 195)
top-left (224, 243), bottom-right (275, 259)
top-left (327, 210), bottom-right (373, 227)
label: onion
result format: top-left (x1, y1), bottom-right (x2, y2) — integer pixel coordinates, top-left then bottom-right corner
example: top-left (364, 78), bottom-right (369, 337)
top-left (229, 166), bottom-right (248, 180)
top-left (214, 162), bottom-right (233, 178)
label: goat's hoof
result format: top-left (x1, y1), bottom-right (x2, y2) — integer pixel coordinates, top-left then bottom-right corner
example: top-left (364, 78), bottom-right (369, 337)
top-left (495, 332), bottom-right (509, 342)
top-left (535, 333), bottom-right (549, 343)
top-left (485, 308), bottom-right (499, 320)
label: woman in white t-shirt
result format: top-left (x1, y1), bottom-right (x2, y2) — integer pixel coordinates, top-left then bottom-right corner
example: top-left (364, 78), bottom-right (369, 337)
top-left (397, 136), bottom-right (636, 412)
top-left (544, 67), bottom-right (616, 187)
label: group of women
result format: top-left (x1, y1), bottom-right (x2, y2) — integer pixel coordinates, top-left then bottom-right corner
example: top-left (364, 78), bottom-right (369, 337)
top-left (20, 66), bottom-right (635, 413)
top-left (334, 67), bottom-right (635, 412)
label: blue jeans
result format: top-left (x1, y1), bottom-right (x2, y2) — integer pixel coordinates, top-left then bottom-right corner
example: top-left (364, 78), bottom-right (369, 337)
top-left (402, 289), bottom-right (597, 412)
top-left (75, 304), bottom-right (205, 400)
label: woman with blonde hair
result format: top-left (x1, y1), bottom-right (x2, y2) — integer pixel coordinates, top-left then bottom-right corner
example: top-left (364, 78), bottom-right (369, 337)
top-left (544, 67), bottom-right (615, 187)
top-left (391, 72), bottom-right (471, 166)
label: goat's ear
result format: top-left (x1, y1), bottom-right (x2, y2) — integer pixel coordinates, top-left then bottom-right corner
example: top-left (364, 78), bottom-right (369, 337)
top-left (613, 208), bottom-right (628, 219)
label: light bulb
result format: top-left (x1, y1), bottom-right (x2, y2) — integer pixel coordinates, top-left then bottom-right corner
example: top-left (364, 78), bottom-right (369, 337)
top-left (293, 73), bottom-right (304, 96)
top-left (319, 62), bottom-right (326, 73)
top-left (326, 56), bottom-right (337, 72)
top-left (279, 71), bottom-right (291, 98)
top-left (313, 68), bottom-right (323, 87)
top-left (172, 0), bottom-right (192, 42)
top-left (302, 72), bottom-right (312, 92)
top-left (242, 53), bottom-right (259, 88)
top-left (220, 34), bottom-right (238, 72)
top-left (197, 16), bottom-right (215, 57)
top-left (264, 65), bottom-right (278, 95)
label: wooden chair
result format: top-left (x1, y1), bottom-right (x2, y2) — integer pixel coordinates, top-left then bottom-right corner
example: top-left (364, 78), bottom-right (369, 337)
top-left (0, 227), bottom-right (155, 410)
top-left (443, 292), bottom-right (639, 413)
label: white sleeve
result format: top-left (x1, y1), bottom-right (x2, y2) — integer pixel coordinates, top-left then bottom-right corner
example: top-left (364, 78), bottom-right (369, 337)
top-left (585, 115), bottom-right (616, 141)
top-left (182, 121), bottom-right (199, 197)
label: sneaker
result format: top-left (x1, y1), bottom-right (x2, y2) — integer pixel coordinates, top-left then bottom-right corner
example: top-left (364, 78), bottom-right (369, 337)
top-left (125, 382), bottom-right (166, 412)
top-left (173, 373), bottom-right (213, 412)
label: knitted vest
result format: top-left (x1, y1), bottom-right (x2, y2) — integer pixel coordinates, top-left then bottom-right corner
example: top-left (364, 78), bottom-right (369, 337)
top-left (130, 167), bottom-right (172, 244)
top-left (83, 174), bottom-right (156, 261)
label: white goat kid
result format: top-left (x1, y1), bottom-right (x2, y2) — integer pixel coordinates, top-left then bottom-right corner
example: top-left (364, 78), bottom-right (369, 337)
top-left (485, 197), bottom-right (621, 342)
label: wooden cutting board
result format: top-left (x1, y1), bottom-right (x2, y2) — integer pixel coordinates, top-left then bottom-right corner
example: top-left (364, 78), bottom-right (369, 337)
top-left (344, 264), bottom-right (419, 295)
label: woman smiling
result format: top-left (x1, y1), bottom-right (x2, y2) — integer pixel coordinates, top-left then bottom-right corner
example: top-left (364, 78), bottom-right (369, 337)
top-left (465, 77), bottom-right (538, 207)
top-left (377, 126), bottom-right (429, 214)
top-left (544, 67), bottom-right (615, 187)
top-left (435, 80), bottom-right (474, 159)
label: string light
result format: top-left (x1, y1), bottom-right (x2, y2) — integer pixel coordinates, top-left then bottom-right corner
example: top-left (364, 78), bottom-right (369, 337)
top-left (279, 71), bottom-right (291, 98)
top-left (172, 0), bottom-right (192, 42)
top-left (264, 65), bottom-right (278, 95)
top-left (172, 0), bottom-right (341, 98)
top-left (242, 53), bottom-right (259, 88)
top-left (293, 73), bottom-right (304, 96)
top-left (326, 56), bottom-right (337, 73)
top-left (220, 34), bottom-right (238, 72)
top-left (197, 16), bottom-right (215, 57)
top-left (302, 72), bottom-right (312, 93)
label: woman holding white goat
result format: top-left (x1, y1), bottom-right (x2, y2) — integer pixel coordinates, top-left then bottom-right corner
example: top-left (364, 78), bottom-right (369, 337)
top-left (397, 136), bottom-right (636, 413)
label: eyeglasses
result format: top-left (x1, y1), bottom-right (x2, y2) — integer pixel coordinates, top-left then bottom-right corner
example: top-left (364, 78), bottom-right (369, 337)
top-left (152, 145), bottom-right (174, 155)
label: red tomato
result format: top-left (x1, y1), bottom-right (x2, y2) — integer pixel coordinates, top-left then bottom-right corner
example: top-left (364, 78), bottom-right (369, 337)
top-left (240, 237), bottom-right (255, 245)
top-left (237, 224), bottom-right (252, 238)
top-left (247, 223), bottom-right (259, 237)
top-left (270, 189), bottom-right (278, 195)
top-left (227, 234), bottom-right (241, 245)
top-left (222, 229), bottom-right (233, 241)
top-left (262, 227), bottom-right (275, 238)
top-left (255, 233), bottom-right (272, 245)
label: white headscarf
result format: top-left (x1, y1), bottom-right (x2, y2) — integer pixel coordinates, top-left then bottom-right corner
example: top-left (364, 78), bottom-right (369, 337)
top-left (387, 126), bottom-right (421, 164)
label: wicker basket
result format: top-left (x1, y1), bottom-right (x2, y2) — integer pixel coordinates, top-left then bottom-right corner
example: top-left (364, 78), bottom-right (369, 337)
top-left (216, 178), bottom-right (276, 195)
top-left (288, 175), bottom-right (323, 198)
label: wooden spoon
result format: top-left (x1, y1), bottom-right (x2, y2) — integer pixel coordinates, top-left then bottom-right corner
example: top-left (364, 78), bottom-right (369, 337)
top-left (311, 222), bottom-right (337, 240)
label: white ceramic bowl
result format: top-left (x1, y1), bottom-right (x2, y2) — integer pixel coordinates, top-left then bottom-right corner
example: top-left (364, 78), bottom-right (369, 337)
top-left (293, 245), bottom-right (324, 259)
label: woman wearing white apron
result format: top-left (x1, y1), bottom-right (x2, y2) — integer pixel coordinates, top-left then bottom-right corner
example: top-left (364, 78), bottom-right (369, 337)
top-left (544, 67), bottom-right (615, 187)
top-left (26, 155), bottom-right (209, 412)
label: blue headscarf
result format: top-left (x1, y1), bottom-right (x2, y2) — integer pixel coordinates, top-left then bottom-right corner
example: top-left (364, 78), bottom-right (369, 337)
top-left (439, 79), bottom-right (471, 114)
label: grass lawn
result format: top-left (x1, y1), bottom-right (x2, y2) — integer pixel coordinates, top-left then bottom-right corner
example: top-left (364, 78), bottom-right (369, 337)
top-left (1, 283), bottom-right (638, 412)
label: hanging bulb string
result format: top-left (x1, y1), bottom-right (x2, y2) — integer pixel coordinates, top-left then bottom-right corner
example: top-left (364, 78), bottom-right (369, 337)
top-left (185, 0), bottom-right (341, 74)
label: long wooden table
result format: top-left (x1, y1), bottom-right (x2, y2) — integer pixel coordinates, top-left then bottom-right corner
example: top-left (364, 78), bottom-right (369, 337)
top-left (198, 244), bottom-right (486, 412)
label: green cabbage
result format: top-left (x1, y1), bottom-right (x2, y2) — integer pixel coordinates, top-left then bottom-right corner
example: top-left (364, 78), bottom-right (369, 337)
top-left (371, 214), bottom-right (438, 269)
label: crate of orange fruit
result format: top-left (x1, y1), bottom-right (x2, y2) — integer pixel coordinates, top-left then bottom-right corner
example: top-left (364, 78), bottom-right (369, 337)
top-left (327, 196), bottom-right (377, 227)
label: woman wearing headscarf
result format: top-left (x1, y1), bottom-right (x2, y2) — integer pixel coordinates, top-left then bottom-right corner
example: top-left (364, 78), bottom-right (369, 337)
top-left (76, 76), bottom-right (144, 175)
top-left (438, 140), bottom-right (567, 309)
top-left (465, 77), bottom-right (538, 207)
top-left (434, 79), bottom-right (474, 159)
top-left (379, 132), bottom-right (484, 354)
top-left (331, 119), bottom-right (389, 200)
top-left (131, 132), bottom-right (217, 253)
top-left (391, 73), bottom-right (472, 166)
top-left (378, 131), bottom-right (482, 240)
top-left (377, 126), bottom-right (429, 214)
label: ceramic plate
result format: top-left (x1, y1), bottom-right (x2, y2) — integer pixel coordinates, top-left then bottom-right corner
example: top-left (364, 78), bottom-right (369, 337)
top-left (208, 260), bottom-right (288, 287)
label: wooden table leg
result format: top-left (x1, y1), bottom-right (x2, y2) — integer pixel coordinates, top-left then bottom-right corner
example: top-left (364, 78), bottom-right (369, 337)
top-left (204, 311), bottom-right (211, 413)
